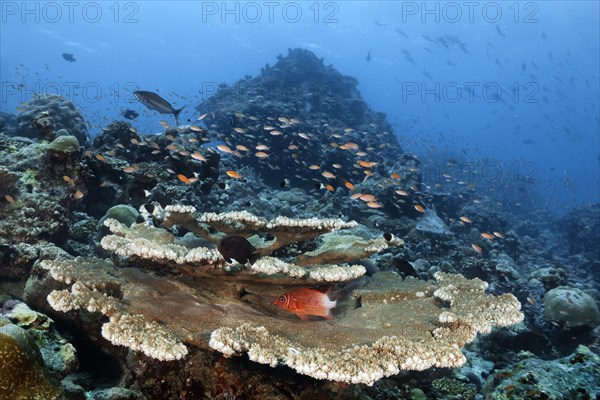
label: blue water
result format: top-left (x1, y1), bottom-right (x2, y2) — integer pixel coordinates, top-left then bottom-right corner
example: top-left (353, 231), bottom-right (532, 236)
top-left (1, 1), bottom-right (598, 215)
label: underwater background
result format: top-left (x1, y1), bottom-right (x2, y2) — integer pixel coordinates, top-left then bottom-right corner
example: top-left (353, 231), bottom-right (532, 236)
top-left (2, 0), bottom-right (599, 213)
top-left (1, 1), bottom-right (599, 400)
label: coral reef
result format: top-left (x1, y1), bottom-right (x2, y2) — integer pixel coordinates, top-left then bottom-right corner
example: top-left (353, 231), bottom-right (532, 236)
top-left (1, 301), bottom-right (78, 378)
top-left (210, 271), bottom-right (523, 385)
top-left (84, 120), bottom-right (219, 217)
top-left (14, 94), bottom-right (89, 143)
top-left (415, 208), bottom-right (452, 236)
top-left (431, 377), bottom-right (476, 400)
top-left (543, 286), bottom-right (600, 329)
top-left (0, 111), bottom-right (17, 135)
top-left (100, 205), bottom-right (384, 281)
top-left (0, 165), bottom-right (19, 193)
top-left (0, 131), bottom-right (90, 269)
top-left (34, 207), bottom-right (522, 385)
top-left (530, 266), bottom-right (568, 290)
top-left (0, 48), bottom-right (596, 398)
top-left (46, 134), bottom-right (81, 157)
top-left (0, 194), bottom-right (70, 244)
top-left (98, 204), bottom-right (139, 239)
top-left (196, 48), bottom-right (407, 191)
top-left (483, 345), bottom-right (600, 399)
top-left (0, 320), bottom-right (63, 400)
top-left (1, 298), bottom-right (147, 400)
top-left (556, 203), bottom-right (600, 279)
top-left (0, 238), bottom-right (72, 303)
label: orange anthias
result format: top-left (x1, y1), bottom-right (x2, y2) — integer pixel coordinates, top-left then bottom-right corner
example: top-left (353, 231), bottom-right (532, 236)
top-left (273, 288), bottom-right (337, 321)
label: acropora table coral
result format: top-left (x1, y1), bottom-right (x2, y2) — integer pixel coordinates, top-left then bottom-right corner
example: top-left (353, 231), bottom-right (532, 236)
top-left (37, 205), bottom-right (523, 385)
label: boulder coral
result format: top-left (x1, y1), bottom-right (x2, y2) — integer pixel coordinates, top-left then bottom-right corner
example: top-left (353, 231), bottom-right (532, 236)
top-left (0, 320), bottom-right (63, 400)
top-left (543, 286), bottom-right (600, 329)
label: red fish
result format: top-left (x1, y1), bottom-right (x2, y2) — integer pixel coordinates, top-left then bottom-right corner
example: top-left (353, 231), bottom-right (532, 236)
top-left (273, 288), bottom-right (336, 321)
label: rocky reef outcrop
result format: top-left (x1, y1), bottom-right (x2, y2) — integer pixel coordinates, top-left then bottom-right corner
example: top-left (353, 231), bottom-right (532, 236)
top-left (197, 48), bottom-right (408, 190)
top-left (13, 94), bottom-right (89, 144)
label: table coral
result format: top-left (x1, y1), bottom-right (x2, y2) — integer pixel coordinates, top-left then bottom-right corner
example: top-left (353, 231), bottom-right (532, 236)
top-left (210, 271), bottom-right (524, 385)
top-left (100, 205), bottom-right (391, 283)
top-left (37, 206), bottom-right (523, 386)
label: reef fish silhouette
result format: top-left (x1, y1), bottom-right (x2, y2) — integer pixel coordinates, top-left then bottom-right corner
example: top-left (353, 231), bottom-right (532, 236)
top-left (217, 235), bottom-right (259, 265)
top-left (133, 90), bottom-right (185, 126)
top-left (121, 108), bottom-right (139, 120)
top-left (62, 53), bottom-right (76, 62)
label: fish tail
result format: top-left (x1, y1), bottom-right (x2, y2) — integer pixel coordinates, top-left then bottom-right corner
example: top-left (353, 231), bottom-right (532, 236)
top-left (173, 105), bottom-right (186, 126)
top-left (323, 287), bottom-right (337, 309)
top-left (324, 285), bottom-right (339, 301)
top-left (249, 252), bottom-right (260, 265)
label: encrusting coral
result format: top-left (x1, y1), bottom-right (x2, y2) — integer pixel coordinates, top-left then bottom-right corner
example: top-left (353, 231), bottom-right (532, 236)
top-left (37, 205), bottom-right (524, 385)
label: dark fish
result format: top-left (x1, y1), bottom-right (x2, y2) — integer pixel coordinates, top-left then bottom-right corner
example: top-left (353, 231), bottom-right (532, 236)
top-left (392, 257), bottom-right (418, 277)
top-left (133, 90), bottom-right (185, 126)
top-left (365, 50), bottom-right (371, 62)
top-left (496, 25), bottom-right (505, 37)
top-left (522, 138), bottom-right (536, 145)
top-left (395, 28), bottom-right (409, 39)
top-left (402, 49), bottom-right (416, 66)
top-left (62, 53), bottom-right (76, 62)
top-left (458, 43), bottom-right (471, 55)
top-left (121, 108), bottom-right (139, 120)
top-left (218, 235), bottom-right (259, 264)
top-left (437, 36), bottom-right (450, 50)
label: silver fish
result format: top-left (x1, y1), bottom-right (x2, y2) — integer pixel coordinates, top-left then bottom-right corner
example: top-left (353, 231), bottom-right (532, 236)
top-left (134, 90), bottom-right (185, 126)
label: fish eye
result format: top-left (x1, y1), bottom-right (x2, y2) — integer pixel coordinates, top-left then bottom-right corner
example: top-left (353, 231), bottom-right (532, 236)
top-left (278, 296), bottom-right (286, 303)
